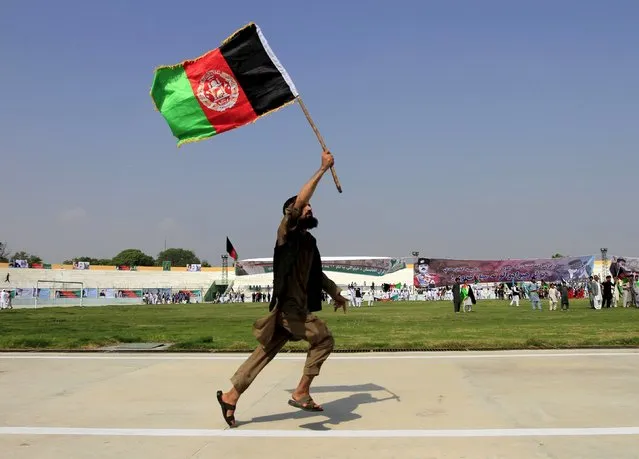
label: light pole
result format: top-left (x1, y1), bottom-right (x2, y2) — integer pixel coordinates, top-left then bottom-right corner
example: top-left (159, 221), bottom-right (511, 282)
top-left (600, 248), bottom-right (608, 278)
top-left (221, 254), bottom-right (229, 285)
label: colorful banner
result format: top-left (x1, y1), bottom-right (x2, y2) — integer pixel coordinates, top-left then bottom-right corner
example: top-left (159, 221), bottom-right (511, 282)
top-left (321, 258), bottom-right (406, 276)
top-left (56, 290), bottom-right (82, 298)
top-left (609, 256), bottom-right (639, 279)
top-left (116, 265), bottom-right (137, 271)
top-left (14, 288), bottom-right (35, 298)
top-left (83, 288), bottom-right (98, 298)
top-left (414, 256), bottom-right (595, 287)
top-left (116, 289), bottom-right (143, 298)
top-left (235, 259), bottom-right (273, 275)
top-left (143, 288), bottom-right (172, 297)
top-left (96, 289), bottom-right (142, 298)
top-left (235, 257), bottom-right (406, 277)
top-left (99, 289), bottom-right (116, 298)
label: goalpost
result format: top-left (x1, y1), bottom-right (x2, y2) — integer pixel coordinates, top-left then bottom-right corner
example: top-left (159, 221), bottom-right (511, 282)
top-left (34, 280), bottom-right (85, 309)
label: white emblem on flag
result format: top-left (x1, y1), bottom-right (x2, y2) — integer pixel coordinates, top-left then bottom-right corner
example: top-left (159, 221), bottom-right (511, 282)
top-left (197, 70), bottom-right (239, 112)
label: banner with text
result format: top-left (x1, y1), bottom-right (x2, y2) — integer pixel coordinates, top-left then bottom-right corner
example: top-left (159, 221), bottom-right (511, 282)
top-left (235, 257), bottom-right (406, 277)
top-left (414, 256), bottom-right (595, 287)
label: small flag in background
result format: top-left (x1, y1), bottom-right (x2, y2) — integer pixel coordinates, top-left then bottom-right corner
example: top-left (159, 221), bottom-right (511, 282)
top-left (151, 22), bottom-right (299, 146)
top-left (226, 237), bottom-right (238, 261)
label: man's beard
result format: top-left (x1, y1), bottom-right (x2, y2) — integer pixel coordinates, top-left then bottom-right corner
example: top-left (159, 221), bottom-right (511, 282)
top-left (299, 215), bottom-right (319, 230)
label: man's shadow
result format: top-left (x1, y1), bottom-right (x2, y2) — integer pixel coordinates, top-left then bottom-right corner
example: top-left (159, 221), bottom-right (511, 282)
top-left (243, 383), bottom-right (400, 431)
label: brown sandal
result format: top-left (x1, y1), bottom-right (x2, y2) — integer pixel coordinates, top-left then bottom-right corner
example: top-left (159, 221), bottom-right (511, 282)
top-left (288, 395), bottom-right (324, 412)
top-left (216, 390), bottom-right (237, 427)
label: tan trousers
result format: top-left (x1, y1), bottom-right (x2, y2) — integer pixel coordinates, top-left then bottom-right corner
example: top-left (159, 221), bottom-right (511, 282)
top-left (231, 310), bottom-right (335, 394)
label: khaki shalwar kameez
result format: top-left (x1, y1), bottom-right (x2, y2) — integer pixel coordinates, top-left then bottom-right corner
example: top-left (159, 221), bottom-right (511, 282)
top-left (230, 206), bottom-right (339, 394)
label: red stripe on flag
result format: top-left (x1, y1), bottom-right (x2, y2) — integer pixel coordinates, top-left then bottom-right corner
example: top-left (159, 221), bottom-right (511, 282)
top-left (184, 49), bottom-right (257, 134)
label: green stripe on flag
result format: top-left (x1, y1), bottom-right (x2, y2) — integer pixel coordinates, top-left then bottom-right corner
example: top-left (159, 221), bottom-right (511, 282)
top-left (151, 65), bottom-right (216, 146)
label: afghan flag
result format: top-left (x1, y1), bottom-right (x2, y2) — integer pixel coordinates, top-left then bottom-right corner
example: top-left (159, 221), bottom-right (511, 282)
top-left (151, 23), bottom-right (299, 146)
top-left (226, 237), bottom-right (238, 261)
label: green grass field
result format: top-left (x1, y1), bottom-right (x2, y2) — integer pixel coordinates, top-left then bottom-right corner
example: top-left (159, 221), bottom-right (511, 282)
top-left (0, 299), bottom-right (637, 351)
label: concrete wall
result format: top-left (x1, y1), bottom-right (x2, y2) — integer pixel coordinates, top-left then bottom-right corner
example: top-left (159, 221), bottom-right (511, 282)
top-left (0, 263), bottom-right (221, 290)
top-left (0, 262), bottom-right (415, 292)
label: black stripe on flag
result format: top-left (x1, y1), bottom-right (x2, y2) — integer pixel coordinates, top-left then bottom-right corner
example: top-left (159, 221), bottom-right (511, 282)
top-left (220, 24), bottom-right (299, 116)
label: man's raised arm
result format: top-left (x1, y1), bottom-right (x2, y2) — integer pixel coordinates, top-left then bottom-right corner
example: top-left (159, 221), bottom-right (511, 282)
top-left (277, 150), bottom-right (335, 245)
top-left (292, 151), bottom-right (335, 210)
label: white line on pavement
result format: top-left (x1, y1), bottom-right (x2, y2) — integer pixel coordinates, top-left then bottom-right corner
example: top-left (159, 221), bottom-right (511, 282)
top-left (1, 426), bottom-right (639, 438)
top-left (0, 351), bottom-right (637, 361)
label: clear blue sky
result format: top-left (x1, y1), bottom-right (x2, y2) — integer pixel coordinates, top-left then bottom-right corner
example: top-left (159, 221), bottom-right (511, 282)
top-left (1, 0), bottom-right (637, 264)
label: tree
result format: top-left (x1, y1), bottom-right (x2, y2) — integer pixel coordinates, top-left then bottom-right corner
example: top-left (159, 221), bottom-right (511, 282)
top-left (0, 241), bottom-right (9, 262)
top-left (10, 251), bottom-right (42, 264)
top-left (63, 256), bottom-right (113, 265)
top-left (156, 248), bottom-right (201, 267)
top-left (112, 249), bottom-right (155, 267)
top-left (201, 260), bottom-right (211, 267)
top-left (551, 253), bottom-right (564, 259)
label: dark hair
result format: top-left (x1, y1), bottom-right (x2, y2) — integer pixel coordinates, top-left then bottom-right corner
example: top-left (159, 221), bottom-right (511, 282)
top-left (283, 195), bottom-right (297, 215)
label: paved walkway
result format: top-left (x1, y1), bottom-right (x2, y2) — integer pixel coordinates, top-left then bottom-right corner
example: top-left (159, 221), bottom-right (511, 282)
top-left (1, 349), bottom-right (638, 458)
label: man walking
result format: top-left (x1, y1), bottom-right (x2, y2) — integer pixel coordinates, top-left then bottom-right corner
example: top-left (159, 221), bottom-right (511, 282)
top-left (510, 283), bottom-right (520, 307)
top-left (528, 278), bottom-right (542, 311)
top-left (559, 282), bottom-right (570, 310)
top-left (216, 150), bottom-right (347, 428)
top-left (452, 278), bottom-right (462, 313)
top-left (601, 275), bottom-right (614, 308)
top-left (591, 275), bottom-right (602, 309)
top-left (587, 276), bottom-right (597, 309)
top-left (547, 283), bottom-right (559, 311)
top-left (354, 286), bottom-right (362, 308)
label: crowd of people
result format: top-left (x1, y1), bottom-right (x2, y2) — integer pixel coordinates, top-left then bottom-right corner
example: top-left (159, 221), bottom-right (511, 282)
top-left (417, 276), bottom-right (639, 311)
top-left (142, 289), bottom-right (194, 304)
top-left (584, 275), bottom-right (639, 309)
top-left (213, 275), bottom-right (639, 312)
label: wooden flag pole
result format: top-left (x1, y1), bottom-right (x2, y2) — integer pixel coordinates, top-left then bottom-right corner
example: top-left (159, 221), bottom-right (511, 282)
top-left (296, 97), bottom-right (343, 193)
